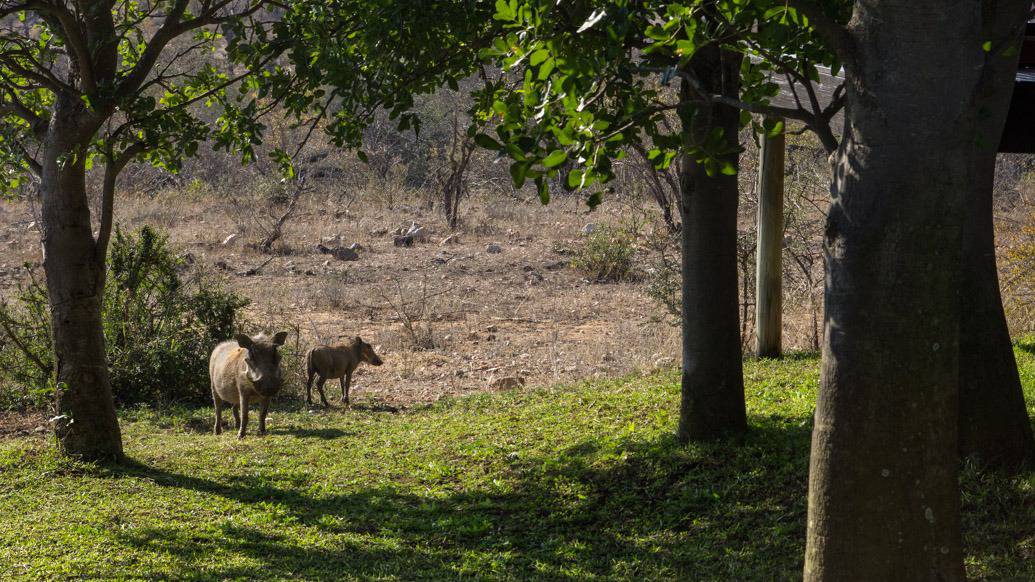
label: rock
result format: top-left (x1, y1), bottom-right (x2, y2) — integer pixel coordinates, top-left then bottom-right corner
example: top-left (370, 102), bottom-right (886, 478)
top-left (221, 233), bottom-right (240, 246)
top-left (440, 233), bottom-right (460, 245)
top-left (321, 234), bottom-right (343, 246)
top-left (582, 223), bottom-right (597, 235)
top-left (485, 324), bottom-right (498, 333)
top-left (544, 260), bottom-right (567, 271)
top-left (317, 243), bottom-right (359, 261)
top-left (654, 357), bottom-right (676, 369)
top-left (331, 247), bottom-right (359, 261)
top-left (485, 243), bottom-right (502, 254)
top-left (526, 271), bottom-right (544, 285)
top-left (370, 227), bottom-right (389, 236)
top-left (408, 226), bottom-right (428, 243)
top-left (489, 376), bottom-right (525, 390)
top-left (431, 257), bottom-right (448, 265)
top-left (215, 260), bottom-right (231, 271)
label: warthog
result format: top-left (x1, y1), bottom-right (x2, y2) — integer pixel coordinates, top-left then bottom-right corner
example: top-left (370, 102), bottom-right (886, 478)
top-left (305, 336), bottom-right (384, 407)
top-left (210, 331), bottom-right (288, 438)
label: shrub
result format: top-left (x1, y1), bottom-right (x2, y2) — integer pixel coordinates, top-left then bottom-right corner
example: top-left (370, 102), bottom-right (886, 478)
top-left (571, 225), bottom-right (639, 283)
top-left (0, 225), bottom-right (249, 411)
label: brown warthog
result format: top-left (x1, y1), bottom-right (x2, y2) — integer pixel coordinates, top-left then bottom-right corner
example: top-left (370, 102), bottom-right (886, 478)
top-left (305, 336), bottom-right (384, 407)
top-left (210, 331), bottom-right (288, 438)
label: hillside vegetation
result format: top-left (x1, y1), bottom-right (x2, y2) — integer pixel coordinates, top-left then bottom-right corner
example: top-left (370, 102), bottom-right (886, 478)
top-left (2, 351), bottom-right (1034, 580)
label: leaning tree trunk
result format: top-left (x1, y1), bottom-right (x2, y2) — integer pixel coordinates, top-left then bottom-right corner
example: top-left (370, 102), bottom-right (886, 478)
top-left (803, 3), bottom-right (1018, 578)
top-left (41, 97), bottom-right (123, 462)
top-left (957, 14), bottom-right (1035, 472)
top-left (675, 46), bottom-right (746, 442)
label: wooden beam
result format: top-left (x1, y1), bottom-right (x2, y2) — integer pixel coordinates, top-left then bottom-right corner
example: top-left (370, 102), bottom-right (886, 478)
top-left (755, 118), bottom-right (785, 358)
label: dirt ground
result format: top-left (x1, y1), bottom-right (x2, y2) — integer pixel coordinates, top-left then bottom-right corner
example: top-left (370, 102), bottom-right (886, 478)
top-left (0, 191), bottom-right (684, 410)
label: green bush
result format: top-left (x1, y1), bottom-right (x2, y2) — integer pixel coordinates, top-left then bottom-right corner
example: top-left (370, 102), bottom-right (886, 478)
top-left (570, 224), bottom-right (639, 283)
top-left (0, 225), bottom-right (249, 411)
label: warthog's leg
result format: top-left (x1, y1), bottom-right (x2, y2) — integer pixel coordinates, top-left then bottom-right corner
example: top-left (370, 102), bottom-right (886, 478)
top-left (232, 405), bottom-right (241, 429)
top-left (213, 394), bottom-right (223, 435)
top-left (315, 376), bottom-right (329, 407)
top-left (341, 371), bottom-right (352, 406)
top-left (305, 370), bottom-right (315, 406)
top-left (258, 398), bottom-right (269, 435)
top-left (238, 392), bottom-right (250, 439)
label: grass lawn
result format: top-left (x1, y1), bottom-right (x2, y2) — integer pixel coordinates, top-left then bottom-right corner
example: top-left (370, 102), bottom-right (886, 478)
top-left (2, 352), bottom-right (1035, 580)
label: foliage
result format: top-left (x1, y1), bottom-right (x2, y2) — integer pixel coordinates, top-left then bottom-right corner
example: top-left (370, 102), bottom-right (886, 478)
top-left (470, 0), bottom-right (847, 202)
top-left (1, 355), bottom-right (1034, 578)
top-left (232, 0), bottom-right (496, 172)
top-left (0, 1), bottom-right (283, 193)
top-left (571, 224), bottom-right (639, 282)
top-left (0, 226), bottom-right (249, 410)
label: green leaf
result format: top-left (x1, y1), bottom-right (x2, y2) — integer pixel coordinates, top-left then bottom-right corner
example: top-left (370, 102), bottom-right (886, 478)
top-left (474, 134), bottom-right (503, 150)
top-left (510, 161), bottom-right (530, 188)
top-left (530, 49), bottom-right (550, 66)
top-left (542, 149), bottom-right (567, 168)
top-left (535, 176), bottom-right (550, 204)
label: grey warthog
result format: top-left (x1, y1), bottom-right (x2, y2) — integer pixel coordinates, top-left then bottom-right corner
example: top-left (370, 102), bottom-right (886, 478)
top-left (210, 331), bottom-right (288, 438)
top-left (305, 336), bottom-right (384, 407)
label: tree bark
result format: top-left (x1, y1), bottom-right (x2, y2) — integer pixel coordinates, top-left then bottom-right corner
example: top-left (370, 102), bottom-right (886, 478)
top-left (958, 6), bottom-right (1035, 472)
top-left (803, 3), bottom-right (1016, 578)
top-left (42, 95), bottom-right (123, 462)
top-left (676, 46), bottom-right (747, 442)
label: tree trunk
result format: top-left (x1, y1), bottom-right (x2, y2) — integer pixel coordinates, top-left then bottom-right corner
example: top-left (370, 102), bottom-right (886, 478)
top-left (803, 3), bottom-right (1008, 578)
top-left (675, 46), bottom-right (746, 442)
top-left (958, 10), bottom-right (1035, 472)
top-left (41, 98), bottom-right (123, 462)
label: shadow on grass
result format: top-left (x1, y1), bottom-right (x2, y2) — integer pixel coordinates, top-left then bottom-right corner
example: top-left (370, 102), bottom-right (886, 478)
top-left (267, 426), bottom-right (355, 440)
top-left (101, 420), bottom-right (814, 580)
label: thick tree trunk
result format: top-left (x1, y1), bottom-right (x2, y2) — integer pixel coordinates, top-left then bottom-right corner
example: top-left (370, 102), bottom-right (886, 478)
top-left (675, 47), bottom-right (746, 442)
top-left (958, 12), bottom-right (1035, 471)
top-left (803, 3), bottom-right (1010, 578)
top-left (42, 98), bottom-right (123, 462)
top-left (959, 151), bottom-right (1035, 471)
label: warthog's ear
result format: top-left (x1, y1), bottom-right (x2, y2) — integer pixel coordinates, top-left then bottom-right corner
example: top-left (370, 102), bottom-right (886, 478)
top-left (235, 334), bottom-right (253, 349)
top-left (355, 335), bottom-right (364, 345)
top-left (273, 331), bottom-right (289, 346)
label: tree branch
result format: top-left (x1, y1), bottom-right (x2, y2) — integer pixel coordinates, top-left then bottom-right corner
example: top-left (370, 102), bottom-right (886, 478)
top-left (95, 141), bottom-right (146, 273)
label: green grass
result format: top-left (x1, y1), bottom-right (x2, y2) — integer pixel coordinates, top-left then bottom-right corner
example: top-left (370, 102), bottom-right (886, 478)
top-left (1, 352), bottom-right (1034, 580)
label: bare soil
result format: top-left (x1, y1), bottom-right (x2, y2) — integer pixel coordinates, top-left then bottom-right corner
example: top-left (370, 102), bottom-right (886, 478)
top-left (0, 192), bottom-right (682, 409)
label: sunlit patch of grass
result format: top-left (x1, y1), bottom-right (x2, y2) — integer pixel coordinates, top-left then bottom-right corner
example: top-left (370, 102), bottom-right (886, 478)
top-left (1, 352), bottom-right (1033, 580)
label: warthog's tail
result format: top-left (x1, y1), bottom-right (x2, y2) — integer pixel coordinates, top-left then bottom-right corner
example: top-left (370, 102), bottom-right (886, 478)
top-left (304, 347), bottom-right (316, 379)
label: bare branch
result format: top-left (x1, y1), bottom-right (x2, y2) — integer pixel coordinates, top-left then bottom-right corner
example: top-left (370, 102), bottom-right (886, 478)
top-left (95, 141), bottom-right (146, 272)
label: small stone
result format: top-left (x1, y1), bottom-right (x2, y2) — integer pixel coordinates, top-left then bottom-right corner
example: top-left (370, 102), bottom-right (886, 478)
top-left (582, 223), bottom-right (597, 235)
top-left (485, 243), bottom-right (502, 254)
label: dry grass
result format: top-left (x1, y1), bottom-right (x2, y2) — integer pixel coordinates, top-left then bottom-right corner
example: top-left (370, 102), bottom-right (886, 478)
top-left (3, 142), bottom-right (1032, 410)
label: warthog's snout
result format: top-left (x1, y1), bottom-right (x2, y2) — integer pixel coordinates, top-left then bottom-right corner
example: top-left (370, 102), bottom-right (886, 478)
top-left (371, 355), bottom-right (384, 366)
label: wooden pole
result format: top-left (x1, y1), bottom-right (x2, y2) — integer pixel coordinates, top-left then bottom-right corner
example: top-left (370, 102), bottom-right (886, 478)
top-left (755, 120), bottom-right (785, 358)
